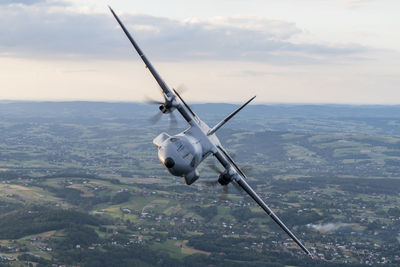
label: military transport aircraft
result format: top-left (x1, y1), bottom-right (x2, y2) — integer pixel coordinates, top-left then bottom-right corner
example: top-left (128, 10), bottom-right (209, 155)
top-left (109, 7), bottom-right (312, 256)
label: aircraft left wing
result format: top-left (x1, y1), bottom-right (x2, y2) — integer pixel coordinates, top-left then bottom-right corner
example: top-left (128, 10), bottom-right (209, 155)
top-left (109, 7), bottom-right (173, 99)
top-left (216, 145), bottom-right (312, 256)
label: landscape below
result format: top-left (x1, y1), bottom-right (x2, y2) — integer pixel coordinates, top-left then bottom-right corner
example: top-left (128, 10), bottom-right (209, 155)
top-left (0, 102), bottom-right (399, 266)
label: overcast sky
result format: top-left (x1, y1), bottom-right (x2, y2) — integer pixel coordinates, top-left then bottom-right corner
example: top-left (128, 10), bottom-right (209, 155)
top-left (0, 0), bottom-right (399, 103)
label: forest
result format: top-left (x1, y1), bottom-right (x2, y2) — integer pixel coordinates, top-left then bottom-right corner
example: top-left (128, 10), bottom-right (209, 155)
top-left (0, 102), bottom-right (400, 266)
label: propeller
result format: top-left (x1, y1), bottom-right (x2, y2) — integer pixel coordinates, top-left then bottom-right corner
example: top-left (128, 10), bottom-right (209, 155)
top-left (202, 162), bottom-right (243, 197)
top-left (144, 84), bottom-right (188, 129)
top-left (202, 179), bottom-right (219, 187)
top-left (144, 96), bottom-right (163, 105)
top-left (201, 162), bottom-right (228, 197)
top-left (226, 152), bottom-right (253, 174)
top-left (169, 112), bottom-right (178, 129)
top-left (149, 111), bottom-right (163, 124)
top-left (207, 162), bottom-right (223, 175)
top-left (176, 84), bottom-right (187, 95)
top-left (144, 96), bottom-right (164, 124)
top-left (144, 96), bottom-right (178, 129)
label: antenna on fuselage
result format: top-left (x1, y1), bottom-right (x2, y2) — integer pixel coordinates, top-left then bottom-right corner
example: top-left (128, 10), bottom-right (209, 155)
top-left (207, 96), bottom-right (256, 136)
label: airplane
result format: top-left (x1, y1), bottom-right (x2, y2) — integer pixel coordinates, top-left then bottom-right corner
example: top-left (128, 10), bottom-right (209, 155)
top-left (109, 7), bottom-right (312, 257)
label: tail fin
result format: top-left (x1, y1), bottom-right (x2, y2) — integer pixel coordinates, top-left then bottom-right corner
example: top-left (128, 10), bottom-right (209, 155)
top-left (207, 96), bottom-right (256, 136)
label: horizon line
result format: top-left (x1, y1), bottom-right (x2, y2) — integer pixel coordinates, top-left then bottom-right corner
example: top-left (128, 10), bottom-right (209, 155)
top-left (1, 99), bottom-right (400, 107)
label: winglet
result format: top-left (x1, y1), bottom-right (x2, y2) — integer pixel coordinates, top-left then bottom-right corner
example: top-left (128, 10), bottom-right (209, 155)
top-left (207, 96), bottom-right (256, 136)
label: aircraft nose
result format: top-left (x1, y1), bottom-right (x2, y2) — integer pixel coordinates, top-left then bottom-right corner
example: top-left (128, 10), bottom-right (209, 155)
top-left (164, 157), bottom-right (175, 168)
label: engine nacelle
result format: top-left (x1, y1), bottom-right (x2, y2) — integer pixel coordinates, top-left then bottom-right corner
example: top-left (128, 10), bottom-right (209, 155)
top-left (159, 104), bottom-right (168, 113)
top-left (158, 102), bottom-right (175, 114)
top-left (218, 172), bottom-right (232, 185)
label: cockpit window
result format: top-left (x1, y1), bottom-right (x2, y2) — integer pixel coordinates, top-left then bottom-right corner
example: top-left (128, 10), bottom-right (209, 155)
top-left (170, 138), bottom-right (185, 151)
top-left (171, 138), bottom-right (194, 165)
top-left (173, 141), bottom-right (184, 152)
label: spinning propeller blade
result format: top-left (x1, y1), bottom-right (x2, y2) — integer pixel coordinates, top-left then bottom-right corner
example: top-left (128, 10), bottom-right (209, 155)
top-left (176, 84), bottom-right (187, 95)
top-left (204, 162), bottom-right (244, 197)
top-left (221, 185), bottom-right (229, 199)
top-left (144, 96), bottom-right (164, 123)
top-left (169, 113), bottom-right (178, 129)
top-left (207, 162), bottom-right (223, 174)
top-left (202, 180), bottom-right (219, 187)
top-left (149, 111), bottom-right (163, 124)
top-left (144, 96), bottom-right (163, 105)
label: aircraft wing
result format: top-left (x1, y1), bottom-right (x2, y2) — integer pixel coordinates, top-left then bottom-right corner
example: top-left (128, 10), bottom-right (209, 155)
top-left (109, 7), bottom-right (173, 99)
top-left (217, 145), bottom-right (312, 256)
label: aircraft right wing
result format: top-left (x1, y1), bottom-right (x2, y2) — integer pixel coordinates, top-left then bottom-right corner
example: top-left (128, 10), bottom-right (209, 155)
top-left (217, 145), bottom-right (312, 256)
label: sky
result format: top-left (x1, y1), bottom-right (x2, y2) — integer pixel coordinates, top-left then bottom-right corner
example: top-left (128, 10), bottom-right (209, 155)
top-left (0, 0), bottom-right (399, 104)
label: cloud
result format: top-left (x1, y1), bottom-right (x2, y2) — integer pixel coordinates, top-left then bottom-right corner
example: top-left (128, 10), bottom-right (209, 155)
top-left (308, 222), bottom-right (353, 233)
top-left (279, 0), bottom-right (378, 8)
top-left (0, 3), bottom-right (369, 64)
top-left (0, 0), bottom-right (43, 5)
top-left (340, 0), bottom-right (377, 8)
top-left (0, 0), bottom-right (66, 6)
top-left (0, 3), bottom-right (116, 58)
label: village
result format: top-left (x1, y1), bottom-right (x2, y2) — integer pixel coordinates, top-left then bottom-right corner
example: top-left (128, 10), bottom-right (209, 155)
top-left (0, 102), bottom-right (400, 266)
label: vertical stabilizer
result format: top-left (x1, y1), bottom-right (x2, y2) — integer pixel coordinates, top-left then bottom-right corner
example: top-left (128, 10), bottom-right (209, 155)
top-left (207, 96), bottom-right (256, 136)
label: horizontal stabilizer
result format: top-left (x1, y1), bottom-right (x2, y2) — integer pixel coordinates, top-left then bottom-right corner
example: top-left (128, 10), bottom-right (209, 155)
top-left (207, 96), bottom-right (256, 136)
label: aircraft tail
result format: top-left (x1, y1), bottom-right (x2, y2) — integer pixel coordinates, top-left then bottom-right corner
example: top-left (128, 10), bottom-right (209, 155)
top-left (207, 96), bottom-right (256, 136)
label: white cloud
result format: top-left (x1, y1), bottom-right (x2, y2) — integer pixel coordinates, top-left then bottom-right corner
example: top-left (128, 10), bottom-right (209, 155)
top-left (0, 0), bottom-right (45, 5)
top-left (0, 2), bottom-right (369, 64)
top-left (183, 16), bottom-right (301, 39)
top-left (130, 24), bottom-right (160, 34)
top-left (0, 0), bottom-right (68, 6)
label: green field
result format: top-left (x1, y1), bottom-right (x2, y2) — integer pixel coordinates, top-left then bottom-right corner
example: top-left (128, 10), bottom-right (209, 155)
top-left (0, 102), bottom-right (399, 266)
